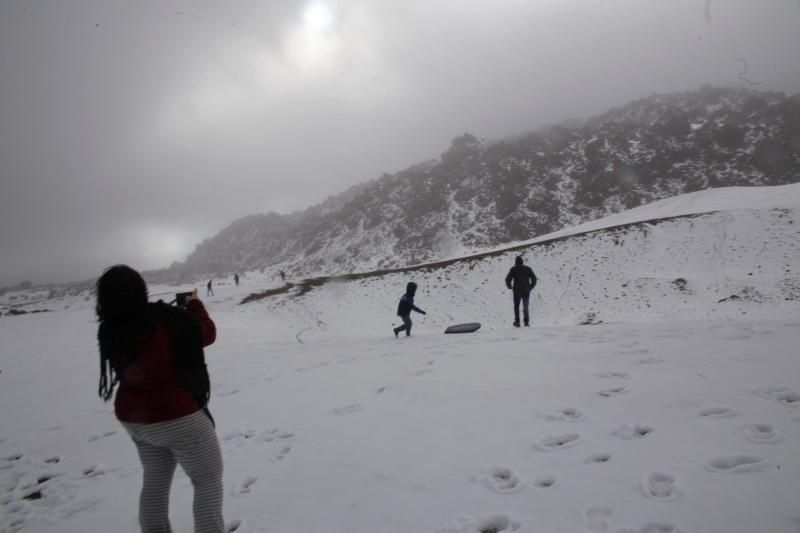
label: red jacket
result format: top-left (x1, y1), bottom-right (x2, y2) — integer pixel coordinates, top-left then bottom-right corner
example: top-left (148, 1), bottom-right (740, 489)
top-left (114, 300), bottom-right (216, 423)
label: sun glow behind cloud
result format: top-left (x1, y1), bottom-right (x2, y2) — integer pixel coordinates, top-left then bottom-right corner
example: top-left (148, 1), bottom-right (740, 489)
top-left (124, 224), bottom-right (199, 269)
top-left (303, 1), bottom-right (335, 32)
top-left (152, 1), bottom-right (395, 146)
top-left (286, 1), bottom-right (340, 73)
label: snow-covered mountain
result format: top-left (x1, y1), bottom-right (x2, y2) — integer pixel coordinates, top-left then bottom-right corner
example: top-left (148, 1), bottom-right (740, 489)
top-left (167, 86), bottom-right (800, 282)
top-left (1, 184), bottom-right (799, 533)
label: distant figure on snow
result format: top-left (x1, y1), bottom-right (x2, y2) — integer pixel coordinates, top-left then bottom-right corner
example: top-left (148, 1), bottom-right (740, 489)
top-left (505, 256), bottom-right (537, 327)
top-left (393, 282), bottom-right (426, 337)
top-left (233, 273), bottom-right (239, 286)
top-left (207, 279), bottom-right (214, 296)
top-left (279, 270), bottom-right (286, 282)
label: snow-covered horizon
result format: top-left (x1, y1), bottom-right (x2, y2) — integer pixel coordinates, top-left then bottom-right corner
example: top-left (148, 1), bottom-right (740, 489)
top-left (1, 183), bottom-right (799, 532)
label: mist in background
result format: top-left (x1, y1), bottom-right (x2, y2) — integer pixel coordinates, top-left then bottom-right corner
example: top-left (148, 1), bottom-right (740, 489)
top-left (2, 0), bottom-right (799, 286)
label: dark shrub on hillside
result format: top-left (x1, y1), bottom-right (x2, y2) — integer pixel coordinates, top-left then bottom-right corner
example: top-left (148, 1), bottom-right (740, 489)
top-left (713, 124), bottom-right (746, 149)
top-left (753, 141), bottom-right (792, 175)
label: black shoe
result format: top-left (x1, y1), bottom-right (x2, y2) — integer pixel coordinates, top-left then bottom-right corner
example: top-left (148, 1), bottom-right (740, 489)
top-left (513, 321), bottom-right (520, 327)
top-left (524, 322), bottom-right (530, 327)
top-left (394, 329), bottom-right (399, 338)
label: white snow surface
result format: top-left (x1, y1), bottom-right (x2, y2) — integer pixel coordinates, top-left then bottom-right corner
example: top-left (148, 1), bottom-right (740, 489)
top-left (2, 184), bottom-right (800, 533)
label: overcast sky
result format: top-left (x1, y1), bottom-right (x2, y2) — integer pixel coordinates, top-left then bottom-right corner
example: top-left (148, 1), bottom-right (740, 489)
top-left (1, 0), bottom-right (799, 286)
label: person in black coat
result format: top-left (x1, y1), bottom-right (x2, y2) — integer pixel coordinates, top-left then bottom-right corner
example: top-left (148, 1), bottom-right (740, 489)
top-left (505, 256), bottom-right (537, 327)
top-left (393, 282), bottom-right (426, 337)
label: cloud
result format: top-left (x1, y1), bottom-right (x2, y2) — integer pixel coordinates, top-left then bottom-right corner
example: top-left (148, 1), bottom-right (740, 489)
top-left (2, 0), bottom-right (800, 286)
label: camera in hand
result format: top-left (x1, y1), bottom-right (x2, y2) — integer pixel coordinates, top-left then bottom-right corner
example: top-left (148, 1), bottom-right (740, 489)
top-left (175, 292), bottom-right (193, 307)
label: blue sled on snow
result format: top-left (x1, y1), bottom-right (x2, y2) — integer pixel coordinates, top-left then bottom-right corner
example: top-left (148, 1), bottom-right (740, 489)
top-left (444, 322), bottom-right (481, 334)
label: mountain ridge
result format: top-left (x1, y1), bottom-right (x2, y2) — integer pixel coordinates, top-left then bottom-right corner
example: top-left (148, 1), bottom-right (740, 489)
top-left (163, 85), bottom-right (799, 283)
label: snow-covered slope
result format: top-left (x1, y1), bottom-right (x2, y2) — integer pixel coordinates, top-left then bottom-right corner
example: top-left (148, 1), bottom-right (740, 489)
top-left (535, 182), bottom-right (800, 242)
top-left (228, 183), bottom-right (800, 336)
top-left (1, 185), bottom-right (799, 533)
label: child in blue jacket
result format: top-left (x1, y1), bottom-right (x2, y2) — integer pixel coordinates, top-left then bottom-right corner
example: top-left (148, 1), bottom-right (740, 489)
top-left (393, 282), bottom-right (426, 337)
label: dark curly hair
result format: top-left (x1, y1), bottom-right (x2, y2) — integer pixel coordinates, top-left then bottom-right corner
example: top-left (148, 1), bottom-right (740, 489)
top-left (95, 265), bottom-right (151, 401)
top-left (95, 264), bottom-right (148, 322)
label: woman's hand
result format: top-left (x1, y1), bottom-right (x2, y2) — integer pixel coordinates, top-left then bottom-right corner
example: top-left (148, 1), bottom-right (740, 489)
top-left (186, 289), bottom-right (199, 303)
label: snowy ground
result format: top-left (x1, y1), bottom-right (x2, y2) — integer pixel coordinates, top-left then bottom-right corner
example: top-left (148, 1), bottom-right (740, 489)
top-left (2, 184), bottom-right (800, 533)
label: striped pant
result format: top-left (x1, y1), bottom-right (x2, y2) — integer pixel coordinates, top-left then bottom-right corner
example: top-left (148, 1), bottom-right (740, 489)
top-left (122, 410), bottom-right (225, 533)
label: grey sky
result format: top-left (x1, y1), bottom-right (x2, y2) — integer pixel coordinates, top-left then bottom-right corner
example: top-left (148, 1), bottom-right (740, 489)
top-left (2, 0), bottom-right (799, 286)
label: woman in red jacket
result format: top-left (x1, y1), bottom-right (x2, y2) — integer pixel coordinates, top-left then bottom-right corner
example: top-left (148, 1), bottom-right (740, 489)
top-left (96, 265), bottom-right (224, 532)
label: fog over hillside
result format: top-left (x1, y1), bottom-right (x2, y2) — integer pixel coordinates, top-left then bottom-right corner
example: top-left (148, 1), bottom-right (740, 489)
top-left (168, 87), bottom-right (800, 284)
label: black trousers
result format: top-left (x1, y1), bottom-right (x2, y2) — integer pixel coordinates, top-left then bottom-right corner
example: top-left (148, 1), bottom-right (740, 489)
top-left (394, 314), bottom-right (413, 336)
top-left (513, 291), bottom-right (531, 325)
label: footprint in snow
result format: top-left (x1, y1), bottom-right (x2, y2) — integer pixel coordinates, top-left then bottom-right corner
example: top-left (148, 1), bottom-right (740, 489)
top-left (87, 430), bottom-right (117, 442)
top-left (755, 386), bottom-right (800, 406)
top-left (597, 387), bottom-right (629, 398)
top-left (613, 423), bottom-right (654, 440)
top-left (239, 429), bottom-right (295, 461)
top-left (475, 467), bottom-right (523, 494)
top-left (698, 406), bottom-right (738, 418)
top-left (436, 514), bottom-right (521, 533)
top-left (640, 471), bottom-right (680, 501)
top-left (411, 368), bottom-right (433, 376)
top-left (331, 404), bottom-right (362, 415)
top-left (223, 428), bottom-right (295, 454)
top-left (0, 453), bottom-right (24, 471)
top-left (633, 357), bottom-right (664, 366)
top-left (533, 475), bottom-right (557, 489)
top-left (274, 446), bottom-right (291, 461)
top-left (584, 453), bottom-right (612, 464)
top-left (740, 423), bottom-right (783, 444)
top-left (222, 428), bottom-right (258, 446)
top-left (262, 429), bottom-right (295, 443)
top-left (218, 388), bottom-right (241, 398)
top-left (256, 430), bottom-right (294, 461)
top-left (705, 455), bottom-right (771, 473)
top-left (595, 371), bottom-right (630, 379)
top-left (83, 465), bottom-right (105, 477)
top-left (543, 407), bottom-right (586, 422)
top-left (533, 433), bottom-right (582, 451)
top-left (33, 471), bottom-right (58, 485)
top-left (226, 519), bottom-right (245, 532)
top-left (585, 506), bottom-right (613, 520)
top-left (233, 476), bottom-right (258, 496)
top-left (585, 506), bottom-right (613, 532)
